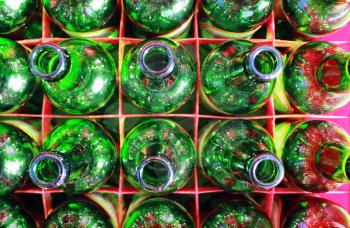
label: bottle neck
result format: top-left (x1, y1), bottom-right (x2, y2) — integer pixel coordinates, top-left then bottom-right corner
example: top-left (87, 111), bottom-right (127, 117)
top-left (247, 153), bottom-right (285, 189)
top-left (245, 45), bottom-right (283, 81)
top-left (316, 142), bottom-right (350, 183)
top-left (29, 43), bottom-right (71, 82)
top-left (318, 52), bottom-right (350, 92)
top-left (29, 142), bottom-right (89, 188)
top-left (139, 41), bottom-right (175, 79)
top-left (136, 155), bottom-right (174, 193)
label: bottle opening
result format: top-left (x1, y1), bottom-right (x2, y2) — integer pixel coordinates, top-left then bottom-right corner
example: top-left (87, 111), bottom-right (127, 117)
top-left (318, 54), bottom-right (350, 92)
top-left (30, 44), bottom-right (69, 81)
top-left (137, 155), bottom-right (174, 193)
top-left (317, 142), bottom-right (350, 182)
top-left (139, 42), bottom-right (175, 78)
top-left (249, 154), bottom-right (284, 189)
top-left (29, 153), bottom-right (67, 189)
top-left (249, 46), bottom-right (283, 81)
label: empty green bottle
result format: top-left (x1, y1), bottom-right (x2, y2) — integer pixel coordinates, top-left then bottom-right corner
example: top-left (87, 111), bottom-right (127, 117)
top-left (29, 38), bottom-right (116, 114)
top-left (44, 200), bottom-right (113, 227)
top-left (121, 119), bottom-right (196, 194)
top-left (281, 120), bottom-right (350, 192)
top-left (283, 41), bottom-right (350, 114)
top-left (0, 38), bottom-right (37, 113)
top-left (123, 197), bottom-right (195, 227)
top-left (201, 40), bottom-right (283, 115)
top-left (0, 196), bottom-right (35, 227)
top-left (0, 0), bottom-right (38, 34)
top-left (121, 38), bottom-right (196, 113)
top-left (200, 0), bottom-right (275, 38)
top-left (283, 196), bottom-right (350, 227)
top-left (124, 0), bottom-right (194, 38)
top-left (0, 121), bottom-right (39, 196)
top-left (199, 120), bottom-right (284, 192)
top-left (282, 0), bottom-right (350, 37)
top-left (29, 119), bottom-right (117, 193)
top-left (203, 200), bottom-right (272, 227)
top-left (42, 0), bottom-right (116, 34)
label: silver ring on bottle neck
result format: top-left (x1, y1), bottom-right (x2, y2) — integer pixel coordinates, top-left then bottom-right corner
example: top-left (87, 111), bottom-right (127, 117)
top-left (29, 152), bottom-right (68, 189)
top-left (136, 155), bottom-right (174, 193)
top-left (139, 42), bottom-right (175, 78)
top-left (30, 43), bottom-right (68, 80)
top-left (249, 153), bottom-right (284, 189)
top-left (249, 46), bottom-right (283, 81)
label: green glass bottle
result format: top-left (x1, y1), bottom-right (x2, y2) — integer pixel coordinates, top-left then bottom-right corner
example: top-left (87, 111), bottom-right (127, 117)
top-left (284, 41), bottom-right (350, 114)
top-left (124, 0), bottom-right (194, 38)
top-left (281, 120), bottom-right (350, 192)
top-left (29, 119), bottom-right (117, 194)
top-left (0, 0), bottom-right (38, 34)
top-left (283, 196), bottom-right (350, 227)
top-left (199, 120), bottom-right (284, 192)
top-left (121, 119), bottom-right (196, 194)
top-left (282, 0), bottom-right (350, 37)
top-left (42, 0), bottom-right (116, 34)
top-left (121, 38), bottom-right (196, 113)
top-left (0, 196), bottom-right (35, 227)
top-left (44, 200), bottom-right (113, 227)
top-left (29, 38), bottom-right (116, 114)
top-left (203, 200), bottom-right (272, 227)
top-left (0, 38), bottom-right (37, 113)
top-left (0, 122), bottom-right (39, 196)
top-left (123, 197), bottom-right (195, 227)
top-left (200, 0), bottom-right (275, 38)
top-left (201, 40), bottom-right (283, 115)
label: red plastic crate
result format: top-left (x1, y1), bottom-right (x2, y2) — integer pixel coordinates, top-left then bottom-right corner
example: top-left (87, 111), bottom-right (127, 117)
top-left (3, 0), bottom-right (350, 227)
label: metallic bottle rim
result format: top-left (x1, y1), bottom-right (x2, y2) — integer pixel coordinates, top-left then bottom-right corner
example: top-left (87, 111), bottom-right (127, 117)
top-left (136, 155), bottom-right (175, 193)
top-left (249, 153), bottom-right (285, 189)
top-left (29, 152), bottom-right (68, 189)
top-left (29, 43), bottom-right (69, 81)
top-left (249, 46), bottom-right (283, 81)
top-left (139, 41), bottom-right (175, 78)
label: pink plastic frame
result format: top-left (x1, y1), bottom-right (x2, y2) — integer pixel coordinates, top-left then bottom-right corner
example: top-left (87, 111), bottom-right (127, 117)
top-left (1, 0), bottom-right (350, 227)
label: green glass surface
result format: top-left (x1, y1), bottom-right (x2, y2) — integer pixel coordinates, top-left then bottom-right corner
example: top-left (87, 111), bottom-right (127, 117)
top-left (202, 0), bottom-right (275, 33)
top-left (121, 38), bottom-right (196, 113)
top-left (30, 38), bottom-right (116, 114)
top-left (123, 198), bottom-right (195, 227)
top-left (282, 120), bottom-right (350, 192)
top-left (44, 200), bottom-right (113, 227)
top-left (6, 13), bottom-right (67, 40)
top-left (284, 41), bottom-right (350, 114)
top-left (0, 122), bottom-right (39, 196)
top-left (203, 200), bottom-right (272, 228)
top-left (282, 0), bottom-right (350, 36)
top-left (121, 119), bottom-right (196, 194)
top-left (199, 120), bottom-right (283, 192)
top-left (124, 0), bottom-right (194, 34)
top-left (283, 197), bottom-right (350, 227)
top-left (201, 40), bottom-right (281, 114)
top-left (29, 119), bottom-right (117, 193)
top-left (0, 38), bottom-right (36, 113)
top-left (42, 0), bottom-right (116, 33)
top-left (0, 197), bottom-right (35, 228)
top-left (0, 0), bottom-right (38, 34)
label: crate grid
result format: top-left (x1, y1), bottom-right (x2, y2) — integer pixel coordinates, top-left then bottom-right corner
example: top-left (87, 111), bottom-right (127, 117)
top-left (3, 0), bottom-right (350, 227)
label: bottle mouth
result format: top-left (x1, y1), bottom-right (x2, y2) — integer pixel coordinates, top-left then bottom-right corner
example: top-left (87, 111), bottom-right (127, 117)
top-left (136, 155), bottom-right (174, 193)
top-left (249, 153), bottom-right (284, 189)
top-left (30, 43), bottom-right (69, 81)
top-left (29, 153), bottom-right (68, 189)
top-left (139, 41), bottom-right (175, 78)
top-left (249, 46), bottom-right (283, 81)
